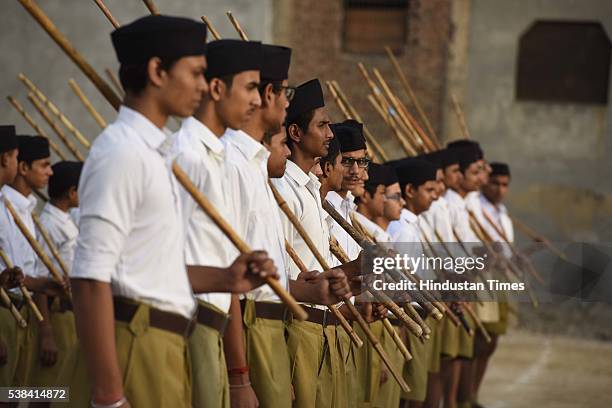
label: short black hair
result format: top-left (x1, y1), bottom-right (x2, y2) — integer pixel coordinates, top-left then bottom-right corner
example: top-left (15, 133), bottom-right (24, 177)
top-left (285, 109), bottom-right (315, 149)
top-left (118, 55), bottom-right (182, 95)
top-left (259, 79), bottom-right (283, 97)
top-left (216, 73), bottom-right (236, 91)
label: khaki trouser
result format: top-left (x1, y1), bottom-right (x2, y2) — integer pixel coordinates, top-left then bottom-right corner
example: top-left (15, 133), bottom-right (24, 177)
top-left (336, 325), bottom-right (356, 408)
top-left (242, 300), bottom-right (292, 407)
top-left (353, 320), bottom-right (384, 407)
top-left (402, 326), bottom-right (429, 402)
top-left (426, 316), bottom-right (442, 373)
top-left (54, 302), bottom-right (191, 408)
top-left (0, 305), bottom-right (34, 386)
top-left (458, 313), bottom-right (475, 359)
top-left (375, 323), bottom-right (404, 408)
top-left (441, 313), bottom-right (460, 358)
top-left (189, 301), bottom-right (229, 408)
top-left (287, 319), bottom-right (344, 408)
top-left (29, 307), bottom-right (77, 387)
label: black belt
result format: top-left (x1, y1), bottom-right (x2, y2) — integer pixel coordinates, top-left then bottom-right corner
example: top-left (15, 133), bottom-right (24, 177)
top-left (47, 296), bottom-right (73, 313)
top-left (240, 299), bottom-right (288, 321)
top-left (113, 297), bottom-right (195, 338)
top-left (300, 304), bottom-right (341, 327)
top-left (196, 303), bottom-right (230, 335)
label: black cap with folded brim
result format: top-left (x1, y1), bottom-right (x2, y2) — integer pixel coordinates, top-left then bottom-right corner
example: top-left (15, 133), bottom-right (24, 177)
top-left (447, 139), bottom-right (484, 160)
top-left (455, 146), bottom-right (481, 172)
top-left (261, 44), bottom-right (291, 81)
top-left (366, 163), bottom-right (391, 189)
top-left (49, 161), bottom-right (84, 199)
top-left (205, 39), bottom-right (263, 81)
top-left (286, 79), bottom-right (325, 125)
top-left (330, 119), bottom-right (366, 152)
top-left (111, 15), bottom-right (207, 65)
top-left (17, 135), bottom-right (50, 162)
top-left (0, 125), bottom-right (18, 154)
top-left (395, 158), bottom-right (438, 192)
top-left (490, 162), bottom-right (511, 177)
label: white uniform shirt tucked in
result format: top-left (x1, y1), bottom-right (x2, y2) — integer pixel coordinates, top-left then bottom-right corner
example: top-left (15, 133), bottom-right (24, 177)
top-left (352, 210), bottom-right (392, 243)
top-left (325, 191), bottom-right (361, 260)
top-left (222, 129), bottom-right (288, 303)
top-left (271, 161), bottom-right (333, 279)
top-left (72, 106), bottom-right (195, 318)
top-left (0, 186), bottom-right (38, 278)
top-left (34, 202), bottom-right (79, 277)
top-left (173, 117), bottom-right (236, 313)
top-left (444, 189), bottom-right (481, 244)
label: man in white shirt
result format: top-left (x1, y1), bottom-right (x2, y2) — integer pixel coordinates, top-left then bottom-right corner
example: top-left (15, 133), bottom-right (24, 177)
top-left (0, 135), bottom-right (63, 388)
top-left (354, 163), bottom-right (393, 244)
top-left (64, 16), bottom-right (276, 408)
top-left (173, 38), bottom-right (263, 408)
top-left (271, 79), bottom-right (357, 408)
top-left (29, 161), bottom-right (82, 389)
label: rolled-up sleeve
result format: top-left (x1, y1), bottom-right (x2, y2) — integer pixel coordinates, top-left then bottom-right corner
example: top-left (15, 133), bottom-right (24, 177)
top-left (71, 147), bottom-right (144, 282)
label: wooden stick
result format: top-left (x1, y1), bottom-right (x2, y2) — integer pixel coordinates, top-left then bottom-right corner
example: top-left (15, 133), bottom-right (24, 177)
top-left (18, 0), bottom-right (121, 110)
top-left (510, 216), bottom-right (567, 261)
top-left (32, 213), bottom-right (70, 279)
top-left (69, 79), bottom-right (108, 129)
top-left (326, 81), bottom-right (389, 162)
top-left (0, 286), bottom-right (28, 328)
top-left (171, 162), bottom-right (307, 321)
top-left (226, 11), bottom-right (249, 40)
top-left (285, 240), bottom-right (363, 348)
top-left (451, 93), bottom-right (470, 140)
top-left (381, 318), bottom-right (412, 362)
top-left (104, 68), bottom-right (124, 98)
top-left (462, 302), bottom-right (491, 343)
top-left (201, 16), bottom-right (221, 40)
top-left (384, 45), bottom-right (440, 148)
top-left (93, 0), bottom-right (120, 28)
top-left (3, 199), bottom-right (70, 299)
top-left (18, 73), bottom-right (91, 149)
top-left (141, 0), bottom-right (160, 15)
top-left (34, 189), bottom-right (49, 203)
top-left (27, 93), bottom-right (85, 161)
top-left (0, 249), bottom-right (43, 322)
top-left (7, 96), bottom-right (67, 160)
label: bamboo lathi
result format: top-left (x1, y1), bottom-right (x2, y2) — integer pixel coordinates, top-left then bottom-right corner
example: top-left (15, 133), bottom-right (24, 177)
top-left (32, 213), bottom-right (70, 279)
top-left (7, 96), bottom-right (67, 160)
top-left (172, 163), bottom-right (307, 321)
top-left (0, 286), bottom-right (27, 328)
top-left (17, 0), bottom-right (121, 110)
top-left (68, 79), bottom-right (108, 129)
top-left (0, 249), bottom-right (43, 322)
top-left (201, 16), bottom-right (221, 40)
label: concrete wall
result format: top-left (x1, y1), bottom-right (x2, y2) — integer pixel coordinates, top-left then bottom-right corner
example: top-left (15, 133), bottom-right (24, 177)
top-left (445, 0), bottom-right (612, 242)
top-left (0, 0), bottom-right (272, 159)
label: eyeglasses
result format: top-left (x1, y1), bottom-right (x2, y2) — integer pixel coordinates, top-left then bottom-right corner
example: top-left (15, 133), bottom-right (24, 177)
top-left (279, 85), bottom-right (296, 102)
top-left (340, 156), bottom-right (371, 169)
top-left (385, 192), bottom-right (402, 202)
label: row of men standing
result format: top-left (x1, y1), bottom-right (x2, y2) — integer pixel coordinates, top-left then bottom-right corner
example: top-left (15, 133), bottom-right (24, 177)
top-left (0, 13), bottom-right (516, 408)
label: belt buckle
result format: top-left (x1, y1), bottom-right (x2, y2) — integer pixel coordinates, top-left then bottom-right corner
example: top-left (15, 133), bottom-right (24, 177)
top-left (322, 309), bottom-right (328, 327)
top-left (218, 314), bottom-right (231, 336)
top-left (184, 316), bottom-right (196, 338)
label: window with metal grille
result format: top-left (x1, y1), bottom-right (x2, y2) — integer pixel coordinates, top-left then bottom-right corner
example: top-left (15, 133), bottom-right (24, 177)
top-left (516, 21), bottom-right (611, 104)
top-left (343, 0), bottom-right (410, 53)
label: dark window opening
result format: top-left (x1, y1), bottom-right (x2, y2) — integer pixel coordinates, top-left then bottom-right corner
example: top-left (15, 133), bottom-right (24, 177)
top-left (516, 21), bottom-right (611, 104)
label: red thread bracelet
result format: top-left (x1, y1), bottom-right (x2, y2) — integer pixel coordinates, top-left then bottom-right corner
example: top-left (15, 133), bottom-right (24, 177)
top-left (228, 366), bottom-right (249, 375)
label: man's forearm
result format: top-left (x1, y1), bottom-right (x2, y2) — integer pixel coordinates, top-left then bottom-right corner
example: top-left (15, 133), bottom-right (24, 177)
top-left (223, 295), bottom-right (249, 375)
top-left (187, 265), bottom-right (231, 294)
top-left (289, 279), bottom-right (322, 304)
top-left (71, 279), bottom-right (124, 404)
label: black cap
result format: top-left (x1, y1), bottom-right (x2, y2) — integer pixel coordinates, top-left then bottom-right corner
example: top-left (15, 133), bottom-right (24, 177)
top-left (438, 148), bottom-right (460, 168)
top-left (286, 79), bottom-right (325, 124)
top-left (111, 15), bottom-right (207, 65)
top-left (205, 39), bottom-right (263, 81)
top-left (0, 125), bottom-right (18, 154)
top-left (365, 163), bottom-right (389, 189)
top-left (330, 119), bottom-right (366, 152)
top-left (395, 158), bottom-right (438, 192)
top-left (447, 139), bottom-right (484, 160)
top-left (419, 151), bottom-right (443, 170)
top-left (455, 146), bottom-right (481, 172)
top-left (261, 44), bottom-right (291, 81)
top-left (490, 162), bottom-right (511, 177)
top-left (17, 136), bottom-right (50, 163)
top-left (49, 161), bottom-right (84, 199)
top-left (321, 136), bottom-right (341, 165)
top-left (382, 164), bottom-right (399, 186)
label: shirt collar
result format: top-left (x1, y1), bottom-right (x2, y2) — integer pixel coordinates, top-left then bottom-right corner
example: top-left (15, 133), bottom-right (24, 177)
top-left (117, 106), bottom-right (169, 151)
top-left (480, 193), bottom-right (507, 215)
top-left (326, 191), bottom-right (356, 212)
top-left (445, 188), bottom-right (465, 206)
top-left (182, 117), bottom-right (225, 156)
top-left (400, 208), bottom-right (418, 224)
top-left (42, 202), bottom-right (71, 223)
top-left (223, 129), bottom-right (269, 163)
top-left (285, 160), bottom-right (312, 187)
top-left (1, 185), bottom-right (37, 213)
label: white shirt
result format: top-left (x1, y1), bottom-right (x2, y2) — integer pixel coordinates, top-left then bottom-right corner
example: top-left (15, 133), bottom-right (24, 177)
top-left (479, 194), bottom-right (514, 243)
top-left (271, 161), bottom-right (333, 280)
top-left (388, 208), bottom-right (435, 279)
top-left (352, 210), bottom-right (392, 243)
top-left (34, 202), bottom-right (79, 278)
top-left (325, 191), bottom-right (361, 260)
top-left (72, 106), bottom-right (195, 318)
top-left (223, 129), bottom-right (288, 303)
top-left (0, 186), bottom-right (38, 278)
top-left (444, 189), bottom-right (481, 243)
top-left (173, 117), bottom-right (235, 313)
top-left (421, 196), bottom-right (455, 243)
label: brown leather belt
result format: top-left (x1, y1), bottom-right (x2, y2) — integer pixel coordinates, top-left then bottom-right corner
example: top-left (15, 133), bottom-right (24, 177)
top-left (300, 305), bottom-right (341, 327)
top-left (240, 299), bottom-right (288, 321)
top-left (196, 303), bottom-right (230, 335)
top-left (48, 297), bottom-right (73, 313)
top-left (113, 297), bottom-right (195, 338)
